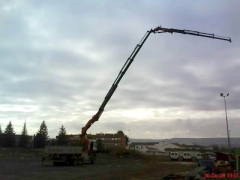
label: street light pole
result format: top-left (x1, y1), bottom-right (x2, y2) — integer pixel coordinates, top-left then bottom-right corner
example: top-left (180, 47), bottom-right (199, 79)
top-left (220, 93), bottom-right (231, 162)
top-left (128, 130), bottom-right (131, 143)
top-left (229, 130), bottom-right (231, 152)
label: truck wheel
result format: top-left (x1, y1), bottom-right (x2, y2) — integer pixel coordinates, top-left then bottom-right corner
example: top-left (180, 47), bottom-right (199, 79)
top-left (78, 157), bottom-right (83, 165)
top-left (91, 155), bottom-right (96, 164)
top-left (65, 160), bottom-right (70, 166)
top-left (53, 162), bottom-right (59, 166)
top-left (73, 160), bottom-right (77, 166)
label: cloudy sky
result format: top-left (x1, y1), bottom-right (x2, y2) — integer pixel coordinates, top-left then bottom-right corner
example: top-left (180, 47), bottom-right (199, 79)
top-left (0, 0), bottom-right (239, 139)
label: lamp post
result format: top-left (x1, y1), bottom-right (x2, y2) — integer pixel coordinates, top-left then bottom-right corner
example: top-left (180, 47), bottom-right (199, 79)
top-left (220, 93), bottom-right (231, 162)
top-left (128, 130), bottom-right (131, 144)
top-left (229, 130), bottom-right (231, 152)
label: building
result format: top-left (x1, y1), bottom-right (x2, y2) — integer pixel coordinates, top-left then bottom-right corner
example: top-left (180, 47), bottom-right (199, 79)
top-left (93, 133), bottom-right (127, 149)
top-left (156, 143), bottom-right (214, 156)
top-left (129, 142), bottom-right (214, 156)
top-left (64, 133), bottom-right (127, 149)
top-left (129, 142), bottom-right (159, 151)
top-left (129, 142), bottom-right (164, 155)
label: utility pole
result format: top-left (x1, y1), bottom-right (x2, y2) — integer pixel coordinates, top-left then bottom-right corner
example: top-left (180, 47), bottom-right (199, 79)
top-left (220, 93), bottom-right (231, 162)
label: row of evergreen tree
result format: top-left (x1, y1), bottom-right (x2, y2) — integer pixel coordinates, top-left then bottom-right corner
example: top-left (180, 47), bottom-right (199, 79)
top-left (0, 121), bottom-right (68, 149)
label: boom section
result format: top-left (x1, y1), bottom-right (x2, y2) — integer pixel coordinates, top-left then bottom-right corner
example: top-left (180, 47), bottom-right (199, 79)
top-left (99, 30), bottom-right (153, 111)
top-left (154, 26), bottom-right (231, 42)
top-left (81, 30), bottom-right (154, 136)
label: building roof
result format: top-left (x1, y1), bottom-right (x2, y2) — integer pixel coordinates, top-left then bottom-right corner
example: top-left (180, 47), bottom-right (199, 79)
top-left (131, 142), bottom-right (159, 146)
top-left (129, 142), bottom-right (158, 148)
top-left (146, 146), bottom-right (159, 151)
top-left (165, 148), bottom-right (214, 152)
top-left (171, 143), bottom-right (206, 148)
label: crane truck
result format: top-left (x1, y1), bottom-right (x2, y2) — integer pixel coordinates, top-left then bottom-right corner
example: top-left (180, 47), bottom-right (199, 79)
top-left (42, 26), bottom-right (231, 166)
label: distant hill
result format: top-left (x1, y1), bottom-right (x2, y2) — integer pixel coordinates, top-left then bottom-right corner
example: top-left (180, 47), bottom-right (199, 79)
top-left (129, 138), bottom-right (240, 148)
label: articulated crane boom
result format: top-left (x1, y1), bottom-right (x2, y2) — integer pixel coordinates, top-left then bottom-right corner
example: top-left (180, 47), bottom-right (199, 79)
top-left (80, 26), bottom-right (231, 144)
top-left (154, 26), bottom-right (231, 42)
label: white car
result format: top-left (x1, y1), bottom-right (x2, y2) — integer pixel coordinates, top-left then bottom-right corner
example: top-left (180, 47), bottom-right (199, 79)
top-left (170, 152), bottom-right (179, 160)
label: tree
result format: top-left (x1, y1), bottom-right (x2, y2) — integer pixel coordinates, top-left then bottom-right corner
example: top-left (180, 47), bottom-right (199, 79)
top-left (0, 125), bottom-right (3, 147)
top-left (96, 138), bottom-right (103, 150)
top-left (4, 121), bottom-right (15, 147)
top-left (117, 130), bottom-right (124, 135)
top-left (34, 121), bottom-right (49, 148)
top-left (33, 133), bottom-right (45, 148)
top-left (57, 125), bottom-right (68, 145)
top-left (18, 121), bottom-right (29, 148)
top-left (49, 139), bottom-right (58, 145)
top-left (38, 121), bottom-right (49, 141)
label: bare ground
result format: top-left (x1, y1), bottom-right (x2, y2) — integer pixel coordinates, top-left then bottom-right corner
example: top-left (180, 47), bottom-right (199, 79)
top-left (0, 152), bottom-right (197, 180)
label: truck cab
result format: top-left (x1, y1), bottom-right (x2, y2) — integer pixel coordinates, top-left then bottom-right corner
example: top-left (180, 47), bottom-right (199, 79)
top-left (204, 153), bottom-right (216, 161)
top-left (90, 140), bottom-right (97, 151)
top-left (208, 153), bottom-right (216, 161)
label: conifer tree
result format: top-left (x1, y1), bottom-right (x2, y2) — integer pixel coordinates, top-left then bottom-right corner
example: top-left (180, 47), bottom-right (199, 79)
top-left (4, 121), bottom-right (15, 147)
top-left (19, 121), bottom-right (29, 148)
top-left (38, 120), bottom-right (49, 141)
top-left (34, 121), bottom-right (49, 148)
top-left (57, 125), bottom-right (68, 145)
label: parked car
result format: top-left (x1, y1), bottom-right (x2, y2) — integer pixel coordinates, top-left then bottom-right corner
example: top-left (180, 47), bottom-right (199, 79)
top-left (195, 153), bottom-right (203, 161)
top-left (170, 152), bottom-right (179, 161)
top-left (182, 152), bottom-right (192, 161)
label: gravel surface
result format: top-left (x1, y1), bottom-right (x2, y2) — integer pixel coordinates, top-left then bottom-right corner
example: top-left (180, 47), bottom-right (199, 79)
top-left (0, 153), bottom-right (196, 180)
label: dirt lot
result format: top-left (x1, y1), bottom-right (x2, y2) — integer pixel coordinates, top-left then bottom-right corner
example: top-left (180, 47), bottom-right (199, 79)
top-left (0, 150), bottom-right (197, 180)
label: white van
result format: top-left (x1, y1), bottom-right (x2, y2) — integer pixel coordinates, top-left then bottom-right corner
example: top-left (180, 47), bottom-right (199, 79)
top-left (170, 152), bottom-right (179, 160)
top-left (182, 152), bottom-right (192, 160)
top-left (196, 153), bottom-right (203, 160)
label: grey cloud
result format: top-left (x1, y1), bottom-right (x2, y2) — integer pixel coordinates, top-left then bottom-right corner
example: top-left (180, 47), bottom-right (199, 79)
top-left (0, 0), bottom-right (239, 138)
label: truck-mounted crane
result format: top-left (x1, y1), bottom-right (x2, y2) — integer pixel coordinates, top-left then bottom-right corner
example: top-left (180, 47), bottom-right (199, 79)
top-left (43, 26), bottom-right (231, 167)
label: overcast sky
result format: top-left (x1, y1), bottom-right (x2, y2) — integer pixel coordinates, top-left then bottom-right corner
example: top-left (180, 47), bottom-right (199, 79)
top-left (0, 0), bottom-right (239, 139)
